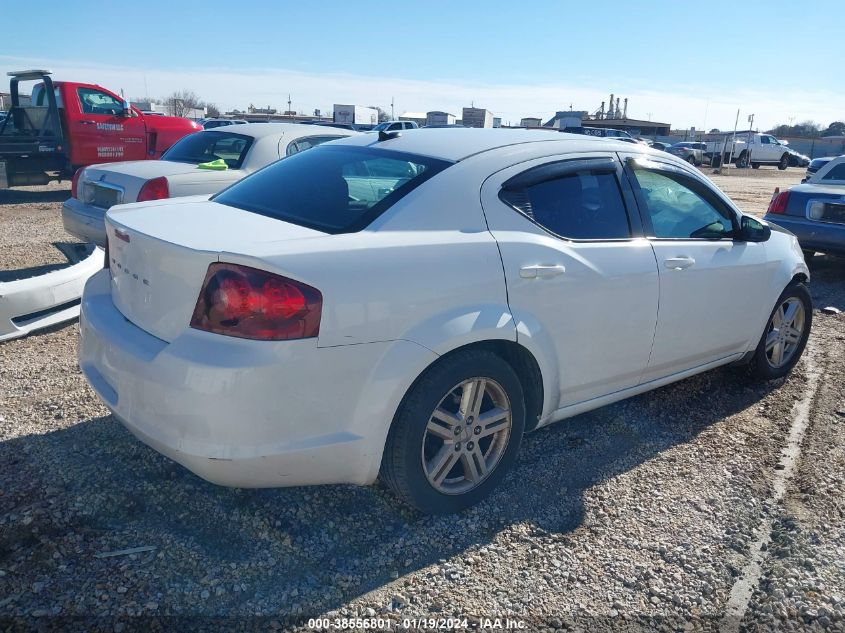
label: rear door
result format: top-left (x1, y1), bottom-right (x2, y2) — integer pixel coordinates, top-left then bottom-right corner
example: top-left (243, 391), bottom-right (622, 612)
top-left (623, 154), bottom-right (776, 380)
top-left (71, 86), bottom-right (147, 164)
top-left (481, 152), bottom-right (659, 409)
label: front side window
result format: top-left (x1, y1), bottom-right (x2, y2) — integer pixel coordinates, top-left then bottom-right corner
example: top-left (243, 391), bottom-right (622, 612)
top-left (214, 145), bottom-right (451, 234)
top-left (162, 131), bottom-right (253, 168)
top-left (632, 168), bottom-right (735, 239)
top-left (77, 88), bottom-right (123, 116)
top-left (499, 165), bottom-right (631, 240)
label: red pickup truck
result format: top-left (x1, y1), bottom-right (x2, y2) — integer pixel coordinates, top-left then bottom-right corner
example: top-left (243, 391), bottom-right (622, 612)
top-left (0, 70), bottom-right (202, 188)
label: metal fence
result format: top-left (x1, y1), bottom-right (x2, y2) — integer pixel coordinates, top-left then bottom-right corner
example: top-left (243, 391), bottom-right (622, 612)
top-left (778, 136), bottom-right (845, 159)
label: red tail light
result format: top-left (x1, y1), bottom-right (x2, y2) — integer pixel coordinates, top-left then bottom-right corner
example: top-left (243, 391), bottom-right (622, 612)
top-left (71, 167), bottom-right (84, 199)
top-left (190, 263), bottom-right (322, 341)
top-left (767, 188), bottom-right (790, 215)
top-left (137, 176), bottom-right (170, 202)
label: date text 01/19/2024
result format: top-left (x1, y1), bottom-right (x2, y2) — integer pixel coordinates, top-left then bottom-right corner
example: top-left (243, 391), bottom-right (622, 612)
top-left (306, 617), bottom-right (527, 630)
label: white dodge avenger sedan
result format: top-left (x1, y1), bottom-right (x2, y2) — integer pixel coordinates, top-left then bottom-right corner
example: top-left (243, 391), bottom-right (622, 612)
top-left (79, 129), bottom-right (811, 513)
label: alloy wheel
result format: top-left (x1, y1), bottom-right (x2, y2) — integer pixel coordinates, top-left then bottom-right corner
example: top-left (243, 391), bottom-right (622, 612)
top-left (765, 297), bottom-right (806, 368)
top-left (421, 377), bottom-right (512, 495)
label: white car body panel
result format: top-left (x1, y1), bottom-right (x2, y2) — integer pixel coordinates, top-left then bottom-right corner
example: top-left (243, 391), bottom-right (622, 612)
top-left (0, 244), bottom-right (103, 341)
top-left (78, 129), bottom-right (810, 488)
top-left (479, 150), bottom-right (660, 409)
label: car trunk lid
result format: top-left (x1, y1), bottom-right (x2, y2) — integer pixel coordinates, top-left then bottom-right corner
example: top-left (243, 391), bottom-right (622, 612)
top-left (105, 198), bottom-right (325, 342)
top-left (82, 161), bottom-right (225, 208)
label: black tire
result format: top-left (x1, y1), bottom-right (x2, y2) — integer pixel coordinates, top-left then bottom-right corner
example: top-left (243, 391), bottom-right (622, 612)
top-left (802, 249), bottom-right (816, 260)
top-left (380, 350), bottom-right (526, 514)
top-left (748, 282), bottom-right (812, 380)
top-left (752, 162), bottom-right (761, 169)
top-left (736, 151), bottom-right (749, 168)
top-left (778, 154), bottom-right (789, 170)
top-left (687, 155), bottom-right (697, 165)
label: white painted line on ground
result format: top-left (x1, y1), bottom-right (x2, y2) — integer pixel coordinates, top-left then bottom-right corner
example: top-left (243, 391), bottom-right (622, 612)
top-left (720, 350), bottom-right (822, 632)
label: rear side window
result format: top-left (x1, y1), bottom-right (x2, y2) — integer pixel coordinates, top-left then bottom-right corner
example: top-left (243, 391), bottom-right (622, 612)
top-left (214, 145), bottom-right (451, 234)
top-left (499, 164), bottom-right (631, 240)
top-left (162, 131), bottom-right (253, 169)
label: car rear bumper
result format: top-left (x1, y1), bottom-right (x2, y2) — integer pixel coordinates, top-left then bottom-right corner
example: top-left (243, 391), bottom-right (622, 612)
top-left (78, 269), bottom-right (436, 488)
top-left (62, 198), bottom-right (107, 246)
top-left (764, 214), bottom-right (845, 256)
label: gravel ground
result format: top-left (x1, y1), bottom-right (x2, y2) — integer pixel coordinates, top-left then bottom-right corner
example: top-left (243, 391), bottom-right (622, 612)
top-left (705, 165), bottom-right (802, 217)
top-left (0, 176), bottom-right (843, 632)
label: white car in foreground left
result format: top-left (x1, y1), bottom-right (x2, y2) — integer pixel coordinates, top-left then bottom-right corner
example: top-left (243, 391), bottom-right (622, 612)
top-left (79, 129), bottom-right (811, 514)
top-left (62, 123), bottom-right (356, 246)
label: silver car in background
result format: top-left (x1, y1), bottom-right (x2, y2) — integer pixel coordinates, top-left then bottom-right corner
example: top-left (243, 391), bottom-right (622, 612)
top-left (62, 123), bottom-right (357, 246)
top-left (668, 142), bottom-right (707, 166)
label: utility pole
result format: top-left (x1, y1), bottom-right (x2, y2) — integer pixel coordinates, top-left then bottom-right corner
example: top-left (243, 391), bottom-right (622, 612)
top-left (287, 94), bottom-right (292, 114)
top-left (391, 96), bottom-right (394, 120)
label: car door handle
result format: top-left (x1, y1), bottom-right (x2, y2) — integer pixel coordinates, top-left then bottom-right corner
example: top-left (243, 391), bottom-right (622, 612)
top-left (520, 264), bottom-right (566, 279)
top-left (78, 120), bottom-right (96, 125)
top-left (664, 256), bottom-right (696, 270)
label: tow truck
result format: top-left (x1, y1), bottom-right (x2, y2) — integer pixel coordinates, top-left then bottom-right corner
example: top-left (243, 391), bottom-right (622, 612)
top-left (0, 70), bottom-right (201, 188)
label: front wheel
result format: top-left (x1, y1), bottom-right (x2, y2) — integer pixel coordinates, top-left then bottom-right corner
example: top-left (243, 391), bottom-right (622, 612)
top-left (749, 282), bottom-right (812, 380)
top-left (687, 155), bottom-right (697, 165)
top-left (380, 350), bottom-right (525, 514)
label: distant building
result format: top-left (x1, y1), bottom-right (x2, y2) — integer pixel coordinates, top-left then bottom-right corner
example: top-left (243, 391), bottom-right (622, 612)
top-left (462, 107), bottom-right (494, 128)
top-left (493, 117), bottom-right (502, 128)
top-left (399, 111), bottom-right (427, 127)
top-left (426, 111), bottom-right (456, 126)
top-left (544, 110), bottom-right (588, 129)
top-left (520, 117), bottom-right (543, 128)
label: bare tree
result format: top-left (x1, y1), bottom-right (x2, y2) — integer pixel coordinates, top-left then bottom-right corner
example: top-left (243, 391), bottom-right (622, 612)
top-left (163, 90), bottom-right (202, 117)
top-left (205, 103), bottom-right (220, 118)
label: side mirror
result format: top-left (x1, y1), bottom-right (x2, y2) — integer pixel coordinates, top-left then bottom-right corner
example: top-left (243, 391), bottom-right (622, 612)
top-left (120, 100), bottom-right (132, 117)
top-left (739, 215), bottom-right (771, 242)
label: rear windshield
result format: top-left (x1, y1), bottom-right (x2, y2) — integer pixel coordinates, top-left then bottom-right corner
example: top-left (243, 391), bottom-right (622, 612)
top-left (162, 131), bottom-right (253, 169)
top-left (213, 145), bottom-right (452, 234)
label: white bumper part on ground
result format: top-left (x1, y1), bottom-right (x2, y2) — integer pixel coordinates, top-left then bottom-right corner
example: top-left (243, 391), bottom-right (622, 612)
top-left (79, 269), bottom-right (437, 487)
top-left (0, 244), bottom-right (104, 342)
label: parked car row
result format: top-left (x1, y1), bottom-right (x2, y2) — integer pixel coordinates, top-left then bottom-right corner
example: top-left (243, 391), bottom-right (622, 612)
top-left (62, 124), bottom-right (357, 245)
top-left (74, 128), bottom-right (813, 513)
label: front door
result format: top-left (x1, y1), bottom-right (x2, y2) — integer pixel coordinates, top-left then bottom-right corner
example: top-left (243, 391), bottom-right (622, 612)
top-left (481, 152), bottom-right (659, 410)
top-left (72, 86), bottom-right (147, 164)
top-left (623, 155), bottom-right (776, 381)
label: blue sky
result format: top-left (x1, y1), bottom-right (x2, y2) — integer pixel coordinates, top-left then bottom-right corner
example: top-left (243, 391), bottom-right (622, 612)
top-left (1, 0), bottom-right (843, 130)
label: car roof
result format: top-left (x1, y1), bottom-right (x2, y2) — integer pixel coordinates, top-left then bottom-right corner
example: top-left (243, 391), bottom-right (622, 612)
top-left (202, 122), bottom-right (358, 140)
top-left (325, 127), bottom-right (620, 161)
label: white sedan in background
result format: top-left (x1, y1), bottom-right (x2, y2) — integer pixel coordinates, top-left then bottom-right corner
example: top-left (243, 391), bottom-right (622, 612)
top-left (79, 129), bottom-right (811, 514)
top-left (62, 123), bottom-right (357, 246)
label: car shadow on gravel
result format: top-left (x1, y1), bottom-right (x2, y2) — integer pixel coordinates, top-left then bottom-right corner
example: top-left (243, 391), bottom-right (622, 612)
top-left (806, 254), bottom-right (845, 310)
top-left (0, 188), bottom-right (71, 205)
top-left (0, 363), bottom-right (785, 622)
